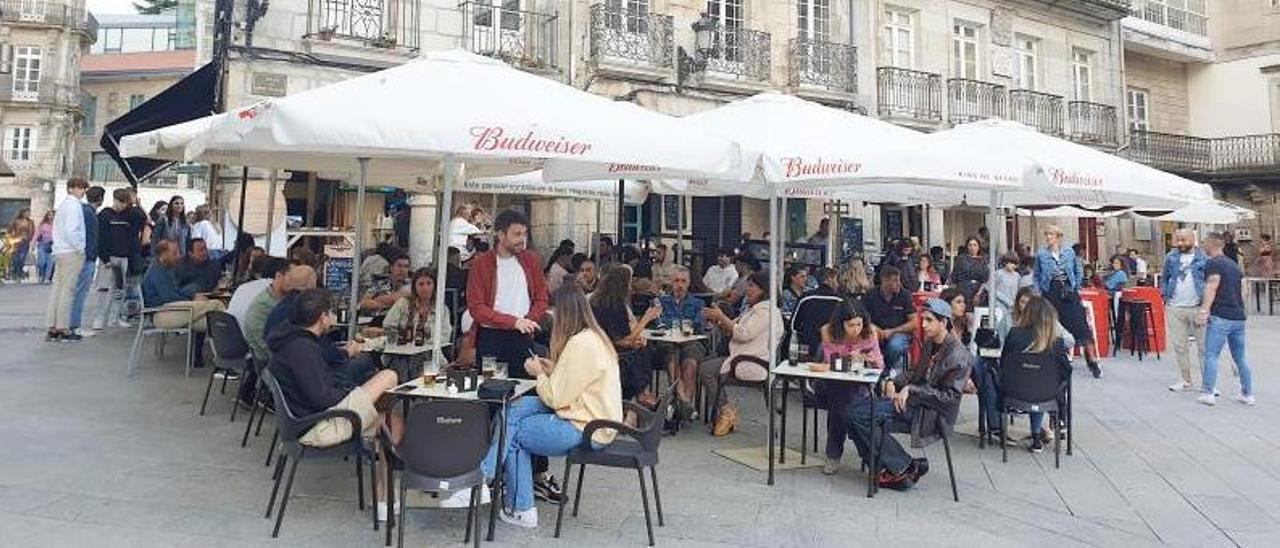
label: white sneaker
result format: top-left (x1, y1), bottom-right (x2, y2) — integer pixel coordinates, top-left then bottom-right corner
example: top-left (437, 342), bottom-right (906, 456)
top-left (1197, 394), bottom-right (1217, 406)
top-left (1168, 382), bottom-right (1192, 392)
top-left (1236, 394), bottom-right (1256, 406)
top-left (499, 507), bottom-right (538, 529)
top-left (376, 501), bottom-right (402, 522)
top-left (113, 319), bottom-right (133, 328)
top-left (438, 487), bottom-right (491, 508)
top-left (91, 319), bottom-right (105, 330)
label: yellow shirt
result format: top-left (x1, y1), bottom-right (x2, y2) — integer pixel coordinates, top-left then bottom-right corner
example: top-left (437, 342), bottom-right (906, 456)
top-left (535, 330), bottom-right (623, 445)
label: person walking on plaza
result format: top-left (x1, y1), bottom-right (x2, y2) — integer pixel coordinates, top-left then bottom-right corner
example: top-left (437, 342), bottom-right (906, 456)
top-left (1197, 232), bottom-right (1255, 406)
top-left (68, 186), bottom-right (104, 337)
top-left (34, 210), bottom-right (54, 283)
top-left (94, 189), bottom-right (142, 330)
top-left (6, 208), bottom-right (34, 282)
top-left (1034, 225), bottom-right (1104, 379)
top-left (142, 240), bottom-right (227, 368)
top-left (465, 209), bottom-right (562, 501)
top-left (1161, 229), bottom-right (1208, 393)
top-left (846, 299), bottom-right (970, 491)
top-left (44, 179), bottom-right (89, 341)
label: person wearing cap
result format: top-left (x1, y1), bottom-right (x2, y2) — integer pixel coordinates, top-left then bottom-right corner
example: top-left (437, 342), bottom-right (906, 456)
top-left (846, 298), bottom-right (972, 491)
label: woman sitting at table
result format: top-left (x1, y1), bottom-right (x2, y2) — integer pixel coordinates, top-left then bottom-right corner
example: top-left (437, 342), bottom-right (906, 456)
top-left (781, 264), bottom-right (809, 320)
top-left (917, 255), bottom-right (942, 291)
top-left (589, 264), bottom-right (661, 403)
top-left (699, 271), bottom-right (784, 436)
top-left (483, 286), bottom-right (621, 529)
top-left (814, 300), bottom-right (884, 475)
top-left (381, 268), bottom-right (453, 378)
top-left (939, 287), bottom-right (973, 351)
top-left (1001, 296), bottom-right (1073, 453)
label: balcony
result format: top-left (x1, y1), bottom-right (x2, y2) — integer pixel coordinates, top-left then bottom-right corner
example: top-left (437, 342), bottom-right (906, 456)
top-left (703, 27), bottom-right (771, 83)
top-left (587, 3), bottom-right (673, 81)
top-left (1009, 90), bottom-right (1064, 136)
top-left (0, 77), bottom-right (82, 111)
top-left (1068, 101), bottom-right (1119, 146)
top-left (459, 1), bottom-right (559, 72)
top-left (946, 78), bottom-right (1006, 126)
top-left (305, 0), bottom-right (421, 51)
top-left (4, 151), bottom-right (64, 175)
top-left (1034, 0), bottom-right (1131, 20)
top-left (788, 38), bottom-right (856, 100)
top-left (1129, 0), bottom-right (1206, 36)
top-left (876, 67), bottom-right (942, 124)
top-left (1123, 131), bottom-right (1280, 177)
top-left (0, 1), bottom-right (97, 42)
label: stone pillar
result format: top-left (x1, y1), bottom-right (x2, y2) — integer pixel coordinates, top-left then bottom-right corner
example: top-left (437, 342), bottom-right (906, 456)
top-left (408, 193), bottom-right (439, 268)
top-left (927, 206), bottom-right (945, 251)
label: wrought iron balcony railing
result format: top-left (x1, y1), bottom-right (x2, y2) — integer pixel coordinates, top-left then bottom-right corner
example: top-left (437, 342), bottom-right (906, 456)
top-left (588, 3), bottom-right (673, 71)
top-left (0, 0), bottom-right (96, 39)
top-left (1130, 0), bottom-right (1207, 36)
top-left (305, 0), bottom-right (421, 51)
top-left (1068, 101), bottom-right (1118, 146)
top-left (1123, 130), bottom-right (1280, 176)
top-left (4, 151), bottom-right (64, 173)
top-left (704, 27), bottom-right (771, 82)
top-left (876, 67), bottom-right (942, 123)
top-left (1009, 89), bottom-right (1064, 136)
top-left (0, 77), bottom-right (82, 110)
top-left (788, 38), bottom-right (856, 94)
top-left (459, 1), bottom-right (558, 70)
top-left (946, 78), bottom-right (1006, 125)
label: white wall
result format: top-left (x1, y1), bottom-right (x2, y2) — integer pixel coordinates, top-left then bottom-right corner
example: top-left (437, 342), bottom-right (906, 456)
top-left (1187, 52), bottom-right (1280, 137)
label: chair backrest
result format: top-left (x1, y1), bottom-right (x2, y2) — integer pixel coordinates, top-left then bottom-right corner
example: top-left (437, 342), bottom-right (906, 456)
top-left (260, 368), bottom-right (311, 443)
top-left (790, 295), bottom-right (842, 359)
top-left (206, 310), bottom-right (250, 365)
top-left (398, 400), bottom-right (491, 478)
top-left (634, 384), bottom-right (674, 452)
top-left (999, 349), bottom-right (1062, 406)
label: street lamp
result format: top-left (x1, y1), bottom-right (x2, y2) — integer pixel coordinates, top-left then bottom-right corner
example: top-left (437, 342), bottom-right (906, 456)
top-left (677, 12), bottom-right (718, 88)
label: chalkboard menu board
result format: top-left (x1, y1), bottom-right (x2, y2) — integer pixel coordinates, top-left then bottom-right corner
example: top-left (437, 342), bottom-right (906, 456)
top-left (840, 217), bottom-right (864, 264)
top-left (324, 257), bottom-right (354, 296)
top-left (663, 195), bottom-right (681, 231)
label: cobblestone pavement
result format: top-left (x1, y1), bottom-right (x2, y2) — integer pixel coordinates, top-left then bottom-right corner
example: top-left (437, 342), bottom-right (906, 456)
top-left (0, 283), bottom-right (1276, 547)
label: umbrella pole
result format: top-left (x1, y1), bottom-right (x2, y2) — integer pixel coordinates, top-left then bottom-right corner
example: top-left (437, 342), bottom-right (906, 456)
top-left (676, 195), bottom-right (684, 267)
top-left (348, 159), bottom-right (369, 342)
top-left (616, 179), bottom-right (625, 243)
top-left (233, 166), bottom-right (248, 280)
top-left (265, 168), bottom-right (278, 256)
top-left (766, 190), bottom-right (778, 486)
top-left (434, 155), bottom-right (457, 371)
top-left (988, 191), bottom-right (1000, 312)
top-left (594, 200), bottom-right (602, 259)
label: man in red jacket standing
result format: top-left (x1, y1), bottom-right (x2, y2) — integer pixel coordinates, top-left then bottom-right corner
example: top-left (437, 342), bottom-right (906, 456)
top-left (466, 208), bottom-right (562, 501)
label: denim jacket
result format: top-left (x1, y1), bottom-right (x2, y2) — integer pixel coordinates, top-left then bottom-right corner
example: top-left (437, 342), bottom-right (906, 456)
top-left (1034, 246), bottom-right (1082, 293)
top-left (658, 293), bottom-right (706, 332)
top-left (1160, 248), bottom-right (1207, 303)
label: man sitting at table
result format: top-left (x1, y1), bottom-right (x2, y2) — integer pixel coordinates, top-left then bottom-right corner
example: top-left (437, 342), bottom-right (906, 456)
top-left (846, 299), bottom-right (971, 491)
top-left (863, 266), bottom-right (917, 373)
top-left (263, 265), bottom-right (377, 389)
top-left (267, 288), bottom-right (403, 520)
top-left (177, 238), bottom-right (223, 294)
top-left (246, 264), bottom-right (318, 364)
top-left (658, 266), bottom-right (706, 417)
top-left (142, 240), bottom-right (227, 369)
top-left (359, 252), bottom-right (411, 320)
top-left (703, 248), bottom-right (739, 298)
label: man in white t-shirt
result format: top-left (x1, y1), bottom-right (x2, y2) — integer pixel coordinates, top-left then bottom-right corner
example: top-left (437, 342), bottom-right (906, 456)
top-left (703, 248), bottom-right (739, 296)
top-left (1160, 229), bottom-right (1208, 393)
top-left (448, 204), bottom-right (484, 262)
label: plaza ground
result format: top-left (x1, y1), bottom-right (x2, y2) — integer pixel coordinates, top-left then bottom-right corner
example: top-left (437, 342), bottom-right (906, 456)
top-left (0, 284), bottom-right (1276, 547)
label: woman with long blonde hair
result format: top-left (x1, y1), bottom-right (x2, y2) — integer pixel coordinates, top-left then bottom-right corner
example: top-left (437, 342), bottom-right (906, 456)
top-left (482, 286), bottom-right (621, 529)
top-left (999, 296), bottom-right (1072, 453)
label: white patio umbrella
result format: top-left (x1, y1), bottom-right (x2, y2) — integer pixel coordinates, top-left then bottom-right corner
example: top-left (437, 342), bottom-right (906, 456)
top-left (126, 50), bottom-right (741, 359)
top-left (462, 172), bottom-right (650, 204)
top-left (1140, 200), bottom-right (1256, 225)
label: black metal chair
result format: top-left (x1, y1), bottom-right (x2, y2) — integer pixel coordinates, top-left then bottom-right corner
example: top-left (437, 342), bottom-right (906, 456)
top-left (789, 295), bottom-right (843, 464)
top-left (381, 400), bottom-right (490, 548)
top-left (260, 369), bottom-right (377, 538)
top-left (999, 349), bottom-right (1072, 468)
top-left (1120, 299), bottom-right (1159, 361)
top-left (200, 311), bottom-right (253, 417)
top-left (706, 355), bottom-right (772, 430)
top-left (867, 411), bottom-right (959, 502)
top-left (556, 385), bottom-right (672, 546)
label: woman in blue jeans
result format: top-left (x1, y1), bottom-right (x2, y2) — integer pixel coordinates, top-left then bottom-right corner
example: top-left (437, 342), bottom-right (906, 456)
top-left (482, 286), bottom-right (622, 529)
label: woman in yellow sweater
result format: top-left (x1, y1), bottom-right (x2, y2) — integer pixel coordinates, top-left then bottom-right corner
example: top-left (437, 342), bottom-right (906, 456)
top-left (482, 285), bottom-right (622, 529)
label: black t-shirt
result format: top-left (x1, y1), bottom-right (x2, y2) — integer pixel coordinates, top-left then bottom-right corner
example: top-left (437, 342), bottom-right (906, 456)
top-left (864, 286), bottom-right (914, 330)
top-left (592, 303), bottom-right (631, 344)
top-left (1206, 255), bottom-right (1245, 321)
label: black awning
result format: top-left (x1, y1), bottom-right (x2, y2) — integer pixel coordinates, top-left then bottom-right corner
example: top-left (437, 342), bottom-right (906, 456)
top-left (100, 60), bottom-right (220, 187)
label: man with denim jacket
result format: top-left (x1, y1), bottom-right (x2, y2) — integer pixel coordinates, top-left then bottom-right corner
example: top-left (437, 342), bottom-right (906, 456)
top-left (1160, 229), bottom-right (1208, 392)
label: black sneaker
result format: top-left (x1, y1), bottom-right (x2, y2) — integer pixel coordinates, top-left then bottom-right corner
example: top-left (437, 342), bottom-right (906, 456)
top-left (1087, 361), bottom-right (1103, 379)
top-left (61, 332), bottom-right (83, 341)
top-left (1029, 437), bottom-right (1044, 453)
top-left (533, 474), bottom-right (565, 503)
top-left (909, 458), bottom-right (930, 481)
top-left (45, 331), bottom-right (61, 342)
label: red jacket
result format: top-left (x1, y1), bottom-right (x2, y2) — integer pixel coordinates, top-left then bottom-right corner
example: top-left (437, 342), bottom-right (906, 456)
top-left (466, 248), bottom-right (549, 331)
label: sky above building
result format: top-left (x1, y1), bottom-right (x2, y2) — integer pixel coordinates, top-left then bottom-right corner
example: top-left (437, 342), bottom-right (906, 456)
top-left (89, 0), bottom-right (138, 15)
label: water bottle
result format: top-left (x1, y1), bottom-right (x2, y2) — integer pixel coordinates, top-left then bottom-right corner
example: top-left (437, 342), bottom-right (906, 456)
top-left (788, 339), bottom-right (799, 365)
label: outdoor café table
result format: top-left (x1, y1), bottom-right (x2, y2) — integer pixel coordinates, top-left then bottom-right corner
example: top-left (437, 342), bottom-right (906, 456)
top-left (645, 329), bottom-right (711, 392)
top-left (767, 361), bottom-right (881, 486)
top-left (388, 375), bottom-right (536, 541)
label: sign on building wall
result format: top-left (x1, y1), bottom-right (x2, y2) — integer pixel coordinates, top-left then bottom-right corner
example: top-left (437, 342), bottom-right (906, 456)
top-left (252, 73), bottom-right (288, 97)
